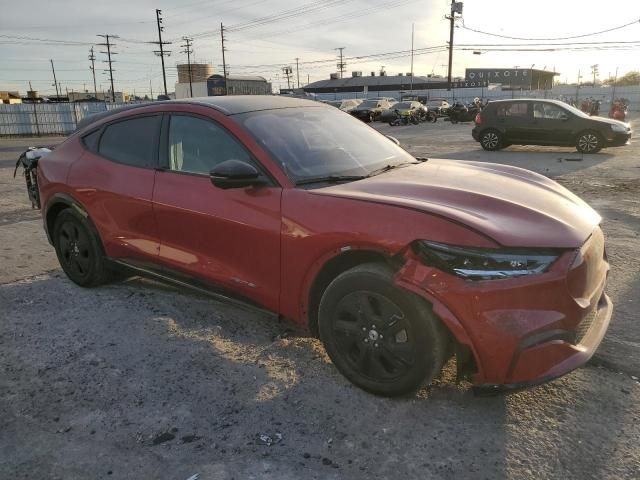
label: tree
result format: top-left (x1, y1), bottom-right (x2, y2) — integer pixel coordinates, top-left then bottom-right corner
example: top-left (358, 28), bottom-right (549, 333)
top-left (603, 71), bottom-right (640, 86)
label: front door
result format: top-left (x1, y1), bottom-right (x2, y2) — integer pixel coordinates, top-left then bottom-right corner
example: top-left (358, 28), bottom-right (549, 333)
top-left (152, 113), bottom-right (282, 312)
top-left (529, 102), bottom-right (575, 145)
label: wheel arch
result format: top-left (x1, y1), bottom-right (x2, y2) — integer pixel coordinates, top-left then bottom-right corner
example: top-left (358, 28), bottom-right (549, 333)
top-left (306, 248), bottom-right (399, 337)
top-left (45, 193), bottom-right (104, 253)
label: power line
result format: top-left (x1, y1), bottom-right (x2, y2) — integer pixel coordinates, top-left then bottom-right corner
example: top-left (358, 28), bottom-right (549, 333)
top-left (461, 17), bottom-right (640, 41)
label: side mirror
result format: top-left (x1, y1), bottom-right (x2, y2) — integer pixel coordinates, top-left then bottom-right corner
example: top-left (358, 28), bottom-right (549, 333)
top-left (385, 135), bottom-right (400, 146)
top-left (559, 113), bottom-right (570, 121)
top-left (210, 159), bottom-right (267, 189)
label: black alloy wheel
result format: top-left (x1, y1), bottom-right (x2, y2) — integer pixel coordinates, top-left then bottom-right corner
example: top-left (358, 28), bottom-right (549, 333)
top-left (53, 209), bottom-right (110, 287)
top-left (318, 263), bottom-right (448, 396)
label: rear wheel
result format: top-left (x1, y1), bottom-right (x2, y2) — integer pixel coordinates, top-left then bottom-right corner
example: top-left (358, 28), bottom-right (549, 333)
top-left (318, 263), bottom-right (448, 397)
top-left (576, 131), bottom-right (602, 153)
top-left (53, 209), bottom-right (110, 287)
top-left (479, 129), bottom-right (504, 151)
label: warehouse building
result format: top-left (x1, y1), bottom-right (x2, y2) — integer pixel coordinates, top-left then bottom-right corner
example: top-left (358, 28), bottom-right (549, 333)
top-left (175, 67), bottom-right (272, 99)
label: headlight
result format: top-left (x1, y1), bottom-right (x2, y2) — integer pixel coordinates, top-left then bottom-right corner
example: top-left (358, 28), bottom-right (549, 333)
top-left (611, 123), bottom-right (628, 133)
top-left (413, 241), bottom-right (561, 280)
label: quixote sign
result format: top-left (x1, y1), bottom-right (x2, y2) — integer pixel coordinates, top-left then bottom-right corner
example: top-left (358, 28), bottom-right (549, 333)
top-left (465, 68), bottom-right (530, 86)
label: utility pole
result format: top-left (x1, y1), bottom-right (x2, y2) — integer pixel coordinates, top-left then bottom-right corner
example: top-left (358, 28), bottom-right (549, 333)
top-left (181, 36), bottom-right (194, 97)
top-left (150, 80), bottom-right (153, 100)
top-left (97, 34), bottom-right (118, 102)
top-left (295, 57), bottom-right (300, 88)
top-left (335, 47), bottom-right (346, 79)
top-left (153, 9), bottom-right (172, 97)
top-left (88, 47), bottom-right (98, 98)
top-left (220, 23), bottom-right (228, 95)
top-left (590, 64), bottom-right (599, 87)
top-left (446, 1), bottom-right (463, 91)
top-left (410, 23), bottom-right (415, 92)
top-left (282, 66), bottom-right (292, 90)
top-left (50, 59), bottom-right (60, 99)
top-left (575, 69), bottom-right (581, 104)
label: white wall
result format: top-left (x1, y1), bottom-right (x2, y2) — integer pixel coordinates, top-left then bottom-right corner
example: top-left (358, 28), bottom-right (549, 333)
top-left (175, 82), bottom-right (208, 99)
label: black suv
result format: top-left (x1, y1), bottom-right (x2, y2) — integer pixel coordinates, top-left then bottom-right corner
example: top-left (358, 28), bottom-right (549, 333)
top-left (472, 99), bottom-right (632, 153)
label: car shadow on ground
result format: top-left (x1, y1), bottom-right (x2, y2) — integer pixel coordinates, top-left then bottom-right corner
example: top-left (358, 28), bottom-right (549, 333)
top-left (2, 274), bottom-right (638, 479)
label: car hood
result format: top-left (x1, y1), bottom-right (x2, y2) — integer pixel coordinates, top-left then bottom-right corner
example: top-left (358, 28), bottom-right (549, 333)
top-left (312, 159), bottom-right (601, 248)
top-left (589, 116), bottom-right (630, 129)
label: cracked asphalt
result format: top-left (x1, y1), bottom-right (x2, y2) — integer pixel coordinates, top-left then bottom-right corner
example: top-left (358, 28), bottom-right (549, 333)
top-left (1, 118), bottom-right (639, 479)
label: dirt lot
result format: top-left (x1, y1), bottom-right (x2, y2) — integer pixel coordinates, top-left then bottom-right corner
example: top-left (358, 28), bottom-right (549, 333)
top-left (1, 117), bottom-right (639, 480)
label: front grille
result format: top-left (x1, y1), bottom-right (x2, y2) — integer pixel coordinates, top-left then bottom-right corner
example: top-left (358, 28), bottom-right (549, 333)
top-left (574, 308), bottom-right (597, 345)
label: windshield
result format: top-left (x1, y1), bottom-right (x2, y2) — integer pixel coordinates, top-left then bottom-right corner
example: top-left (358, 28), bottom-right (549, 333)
top-left (393, 102), bottom-right (412, 110)
top-left (237, 106), bottom-right (415, 183)
top-left (358, 100), bottom-right (379, 108)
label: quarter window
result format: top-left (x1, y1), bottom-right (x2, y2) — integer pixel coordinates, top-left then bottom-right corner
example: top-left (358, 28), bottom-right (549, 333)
top-left (167, 115), bottom-right (254, 175)
top-left (98, 116), bottom-right (160, 168)
top-left (496, 103), bottom-right (528, 118)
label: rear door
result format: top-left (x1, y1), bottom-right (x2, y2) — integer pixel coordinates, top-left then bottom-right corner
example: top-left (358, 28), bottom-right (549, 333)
top-left (68, 114), bottom-right (161, 262)
top-left (495, 102), bottom-right (531, 143)
top-left (151, 111), bottom-right (282, 311)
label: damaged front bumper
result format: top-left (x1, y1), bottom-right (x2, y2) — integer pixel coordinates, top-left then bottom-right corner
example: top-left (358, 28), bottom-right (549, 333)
top-left (393, 232), bottom-right (612, 392)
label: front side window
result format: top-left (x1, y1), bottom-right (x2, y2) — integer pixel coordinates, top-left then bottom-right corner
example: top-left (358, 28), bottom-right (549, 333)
top-left (533, 102), bottom-right (567, 119)
top-left (98, 115), bottom-right (160, 168)
top-left (237, 106), bottom-right (415, 182)
top-left (496, 103), bottom-right (529, 118)
top-left (167, 115), bottom-right (254, 175)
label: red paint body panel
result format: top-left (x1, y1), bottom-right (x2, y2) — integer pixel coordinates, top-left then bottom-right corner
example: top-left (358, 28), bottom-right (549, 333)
top-left (152, 171), bottom-right (282, 311)
top-left (36, 98), bottom-right (612, 390)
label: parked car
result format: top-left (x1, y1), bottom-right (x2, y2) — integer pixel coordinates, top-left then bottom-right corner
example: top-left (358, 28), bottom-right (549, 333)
top-left (472, 99), bottom-right (632, 153)
top-left (325, 98), bottom-right (362, 113)
top-left (426, 98), bottom-right (450, 115)
top-left (26, 96), bottom-right (612, 397)
top-left (380, 101), bottom-right (432, 123)
top-left (350, 98), bottom-right (395, 122)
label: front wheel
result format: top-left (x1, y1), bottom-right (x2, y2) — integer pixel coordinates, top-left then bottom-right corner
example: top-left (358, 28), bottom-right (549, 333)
top-left (479, 129), bottom-right (504, 151)
top-left (576, 131), bottom-right (602, 153)
top-left (318, 263), bottom-right (448, 397)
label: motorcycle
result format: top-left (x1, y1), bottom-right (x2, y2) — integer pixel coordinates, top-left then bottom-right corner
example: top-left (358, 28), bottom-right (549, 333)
top-left (388, 109), bottom-right (420, 126)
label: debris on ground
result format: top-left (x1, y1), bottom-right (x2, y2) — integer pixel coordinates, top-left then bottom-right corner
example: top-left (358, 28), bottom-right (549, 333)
top-left (152, 431), bottom-right (176, 445)
top-left (256, 432), bottom-right (283, 446)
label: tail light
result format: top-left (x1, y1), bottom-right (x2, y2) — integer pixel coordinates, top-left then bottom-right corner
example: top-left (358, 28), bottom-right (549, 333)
top-left (474, 113), bottom-right (482, 125)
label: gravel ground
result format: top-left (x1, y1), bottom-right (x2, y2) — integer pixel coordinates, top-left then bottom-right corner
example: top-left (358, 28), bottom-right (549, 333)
top-left (1, 118), bottom-right (639, 479)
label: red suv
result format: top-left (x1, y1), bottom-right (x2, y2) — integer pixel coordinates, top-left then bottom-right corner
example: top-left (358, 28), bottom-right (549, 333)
top-left (32, 96), bottom-right (612, 396)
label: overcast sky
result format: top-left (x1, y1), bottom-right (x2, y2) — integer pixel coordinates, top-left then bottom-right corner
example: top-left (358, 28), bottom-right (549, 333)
top-left (1, 0), bottom-right (639, 96)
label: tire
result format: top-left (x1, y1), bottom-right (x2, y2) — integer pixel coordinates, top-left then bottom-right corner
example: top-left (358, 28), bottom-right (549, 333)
top-left (479, 129), bottom-right (503, 151)
top-left (318, 263), bottom-right (448, 397)
top-left (53, 208), bottom-right (110, 287)
top-left (576, 131), bottom-right (602, 153)
top-left (368, 113), bottom-right (375, 123)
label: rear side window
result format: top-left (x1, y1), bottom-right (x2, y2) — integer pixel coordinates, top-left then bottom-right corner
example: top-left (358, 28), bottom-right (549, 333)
top-left (496, 103), bottom-right (528, 118)
top-left (98, 115), bottom-right (161, 168)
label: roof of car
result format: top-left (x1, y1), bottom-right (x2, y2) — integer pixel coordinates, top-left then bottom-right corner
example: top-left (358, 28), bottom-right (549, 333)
top-left (488, 98), bottom-right (565, 105)
top-left (75, 95), bottom-right (325, 131)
